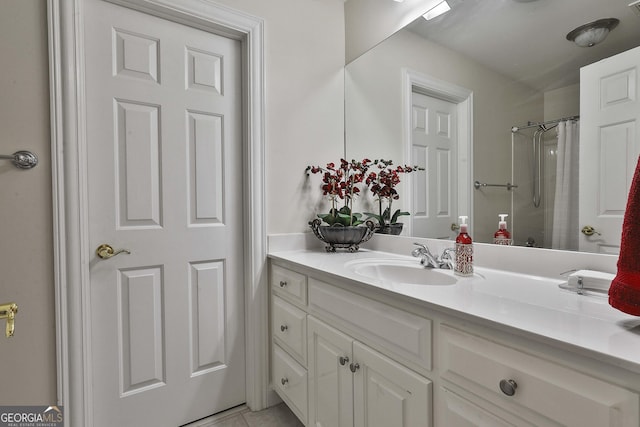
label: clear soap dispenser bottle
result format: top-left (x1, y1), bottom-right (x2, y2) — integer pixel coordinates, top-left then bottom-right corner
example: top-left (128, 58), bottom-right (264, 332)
top-left (455, 215), bottom-right (473, 276)
top-left (493, 214), bottom-right (512, 246)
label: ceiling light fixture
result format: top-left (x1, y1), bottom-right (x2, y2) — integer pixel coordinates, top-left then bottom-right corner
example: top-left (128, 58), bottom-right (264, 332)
top-left (566, 18), bottom-right (620, 47)
top-left (423, 0), bottom-right (451, 20)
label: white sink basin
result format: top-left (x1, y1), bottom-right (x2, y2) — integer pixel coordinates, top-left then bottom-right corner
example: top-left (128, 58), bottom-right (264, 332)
top-left (345, 258), bottom-right (458, 286)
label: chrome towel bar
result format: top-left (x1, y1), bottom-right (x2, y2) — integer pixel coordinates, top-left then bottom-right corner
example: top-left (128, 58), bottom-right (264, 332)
top-left (474, 180), bottom-right (518, 191)
top-left (0, 151), bottom-right (38, 169)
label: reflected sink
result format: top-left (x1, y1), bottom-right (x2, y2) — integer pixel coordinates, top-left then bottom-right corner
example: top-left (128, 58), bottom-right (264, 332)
top-left (345, 259), bottom-right (458, 286)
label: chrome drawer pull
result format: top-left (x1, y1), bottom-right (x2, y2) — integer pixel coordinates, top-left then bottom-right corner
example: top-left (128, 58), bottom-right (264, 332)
top-left (279, 280), bottom-right (287, 288)
top-left (339, 356), bottom-right (349, 366)
top-left (280, 324), bottom-right (288, 332)
top-left (349, 362), bottom-right (360, 373)
top-left (499, 379), bottom-right (518, 396)
top-left (281, 377), bottom-right (288, 386)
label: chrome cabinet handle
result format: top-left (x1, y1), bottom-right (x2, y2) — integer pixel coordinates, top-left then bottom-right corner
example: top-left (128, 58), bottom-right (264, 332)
top-left (281, 377), bottom-right (288, 386)
top-left (279, 280), bottom-right (287, 287)
top-left (499, 379), bottom-right (518, 396)
top-left (280, 324), bottom-right (288, 332)
top-left (339, 356), bottom-right (349, 366)
top-left (96, 244), bottom-right (131, 259)
top-left (581, 225), bottom-right (601, 236)
top-left (349, 362), bottom-right (360, 373)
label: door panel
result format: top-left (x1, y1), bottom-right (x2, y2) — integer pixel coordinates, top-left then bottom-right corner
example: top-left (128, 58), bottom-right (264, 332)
top-left (189, 261), bottom-right (226, 374)
top-left (119, 267), bottom-right (165, 396)
top-left (115, 100), bottom-right (162, 227)
top-left (84, 0), bottom-right (244, 425)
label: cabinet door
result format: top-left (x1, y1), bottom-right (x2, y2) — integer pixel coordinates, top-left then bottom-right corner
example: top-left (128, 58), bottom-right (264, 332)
top-left (307, 316), bottom-right (354, 427)
top-left (353, 341), bottom-right (432, 427)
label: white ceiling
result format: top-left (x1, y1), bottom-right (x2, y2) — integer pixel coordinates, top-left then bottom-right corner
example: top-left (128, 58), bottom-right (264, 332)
top-left (406, 0), bottom-right (640, 92)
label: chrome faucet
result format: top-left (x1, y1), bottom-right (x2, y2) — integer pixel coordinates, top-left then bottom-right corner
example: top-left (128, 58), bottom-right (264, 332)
top-left (412, 243), bottom-right (455, 269)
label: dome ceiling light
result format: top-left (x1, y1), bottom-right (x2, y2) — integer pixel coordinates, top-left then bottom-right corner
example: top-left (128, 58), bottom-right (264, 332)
top-left (566, 18), bottom-right (620, 47)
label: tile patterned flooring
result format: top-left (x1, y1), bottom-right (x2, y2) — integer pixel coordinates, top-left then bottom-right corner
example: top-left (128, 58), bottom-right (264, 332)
top-left (185, 403), bottom-right (304, 427)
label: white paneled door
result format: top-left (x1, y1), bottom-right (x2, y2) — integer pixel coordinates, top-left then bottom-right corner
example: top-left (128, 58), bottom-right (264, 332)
top-left (84, 0), bottom-right (245, 425)
top-left (580, 46), bottom-right (640, 254)
top-left (411, 92), bottom-right (458, 239)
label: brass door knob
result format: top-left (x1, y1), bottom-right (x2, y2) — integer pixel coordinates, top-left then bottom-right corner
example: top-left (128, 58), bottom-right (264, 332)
top-left (96, 244), bottom-right (131, 259)
top-left (0, 303), bottom-right (18, 337)
top-left (581, 225), bottom-right (601, 236)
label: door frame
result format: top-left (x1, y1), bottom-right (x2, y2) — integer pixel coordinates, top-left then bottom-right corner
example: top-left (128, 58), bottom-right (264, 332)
top-left (47, 0), bottom-right (267, 425)
top-left (401, 68), bottom-right (473, 236)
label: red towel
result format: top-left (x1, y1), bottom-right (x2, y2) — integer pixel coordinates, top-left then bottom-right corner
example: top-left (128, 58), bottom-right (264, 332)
top-left (609, 155), bottom-right (640, 315)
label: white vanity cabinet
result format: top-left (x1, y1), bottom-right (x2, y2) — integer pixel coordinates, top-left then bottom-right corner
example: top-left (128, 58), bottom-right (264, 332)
top-left (307, 316), bottom-right (432, 427)
top-left (269, 259), bottom-right (640, 427)
top-left (270, 262), bottom-right (433, 427)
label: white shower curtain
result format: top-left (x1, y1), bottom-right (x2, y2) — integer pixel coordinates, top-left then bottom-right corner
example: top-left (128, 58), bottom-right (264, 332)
top-left (552, 120), bottom-right (579, 250)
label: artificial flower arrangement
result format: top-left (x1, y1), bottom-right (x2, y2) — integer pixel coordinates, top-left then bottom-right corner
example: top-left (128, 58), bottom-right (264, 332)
top-left (305, 158), bottom-right (372, 227)
top-left (305, 158), bottom-right (424, 248)
top-left (365, 159), bottom-right (424, 234)
top-left (305, 158), bottom-right (375, 251)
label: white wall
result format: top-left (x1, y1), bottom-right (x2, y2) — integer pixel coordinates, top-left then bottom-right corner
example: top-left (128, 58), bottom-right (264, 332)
top-left (346, 29), bottom-right (543, 243)
top-left (214, 0), bottom-right (346, 234)
top-left (544, 84), bottom-right (580, 121)
top-left (345, 0), bottom-right (441, 63)
top-left (0, 0), bottom-right (345, 405)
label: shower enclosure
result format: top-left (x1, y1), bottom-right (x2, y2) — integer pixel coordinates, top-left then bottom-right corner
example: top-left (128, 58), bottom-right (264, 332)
top-left (510, 116), bottom-right (579, 249)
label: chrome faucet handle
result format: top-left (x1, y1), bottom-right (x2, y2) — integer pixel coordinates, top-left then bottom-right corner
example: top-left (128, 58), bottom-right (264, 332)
top-left (438, 247), bottom-right (456, 269)
top-left (412, 242), bottom-right (428, 253)
top-left (411, 242), bottom-right (428, 257)
top-left (412, 243), bottom-right (439, 268)
top-left (441, 247), bottom-right (455, 259)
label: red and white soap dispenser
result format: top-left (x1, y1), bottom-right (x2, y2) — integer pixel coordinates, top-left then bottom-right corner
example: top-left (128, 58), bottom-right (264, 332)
top-left (493, 214), bottom-right (512, 246)
top-left (455, 215), bottom-right (473, 276)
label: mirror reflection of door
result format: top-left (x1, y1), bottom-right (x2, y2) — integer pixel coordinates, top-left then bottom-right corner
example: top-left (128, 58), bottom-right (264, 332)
top-left (579, 46), bottom-right (640, 254)
top-left (411, 91), bottom-right (458, 239)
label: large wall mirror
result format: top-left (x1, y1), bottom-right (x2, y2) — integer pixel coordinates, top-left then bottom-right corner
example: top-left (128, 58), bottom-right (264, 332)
top-left (345, 0), bottom-right (640, 253)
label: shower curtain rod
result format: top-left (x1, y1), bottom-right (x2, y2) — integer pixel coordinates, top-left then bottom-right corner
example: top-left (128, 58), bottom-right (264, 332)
top-left (511, 115), bottom-right (579, 132)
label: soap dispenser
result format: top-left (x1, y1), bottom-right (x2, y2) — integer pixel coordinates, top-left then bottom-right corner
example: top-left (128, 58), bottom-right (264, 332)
top-left (455, 215), bottom-right (473, 276)
top-left (493, 214), bottom-right (512, 246)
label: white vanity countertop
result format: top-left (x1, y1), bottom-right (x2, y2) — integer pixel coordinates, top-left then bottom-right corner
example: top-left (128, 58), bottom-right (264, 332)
top-left (268, 248), bottom-right (640, 373)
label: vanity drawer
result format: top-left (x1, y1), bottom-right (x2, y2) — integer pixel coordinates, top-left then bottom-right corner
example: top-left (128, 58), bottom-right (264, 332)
top-left (308, 278), bottom-right (432, 371)
top-left (272, 295), bottom-right (307, 364)
top-left (440, 386), bottom-right (536, 427)
top-left (273, 344), bottom-right (308, 424)
top-left (440, 325), bottom-right (639, 427)
top-left (271, 263), bottom-right (307, 306)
